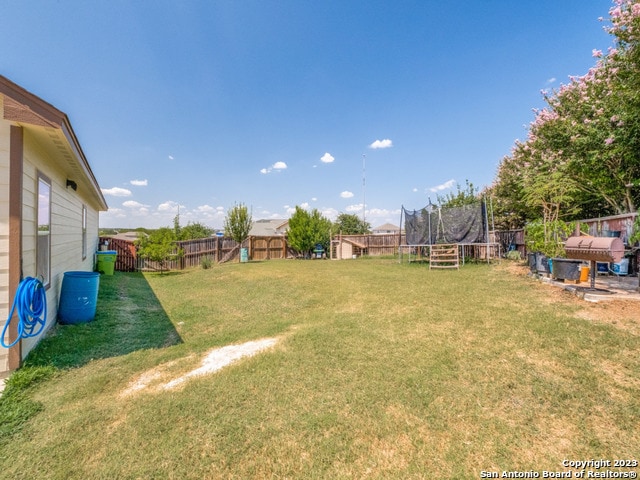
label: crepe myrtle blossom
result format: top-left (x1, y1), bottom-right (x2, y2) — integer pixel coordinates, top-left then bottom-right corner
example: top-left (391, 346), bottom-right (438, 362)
top-left (493, 0), bottom-right (640, 218)
top-left (605, 0), bottom-right (640, 41)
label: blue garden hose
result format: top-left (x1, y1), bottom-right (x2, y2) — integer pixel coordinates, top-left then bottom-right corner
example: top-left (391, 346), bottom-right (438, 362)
top-left (1, 277), bottom-right (47, 349)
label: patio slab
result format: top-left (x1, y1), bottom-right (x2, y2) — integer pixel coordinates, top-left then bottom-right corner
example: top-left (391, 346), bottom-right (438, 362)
top-left (537, 272), bottom-right (640, 302)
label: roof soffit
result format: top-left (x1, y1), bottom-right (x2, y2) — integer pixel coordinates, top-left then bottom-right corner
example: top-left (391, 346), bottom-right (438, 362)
top-left (1, 75), bottom-right (108, 211)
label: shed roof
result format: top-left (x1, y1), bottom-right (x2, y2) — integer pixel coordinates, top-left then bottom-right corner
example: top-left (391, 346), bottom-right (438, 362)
top-left (0, 75), bottom-right (108, 211)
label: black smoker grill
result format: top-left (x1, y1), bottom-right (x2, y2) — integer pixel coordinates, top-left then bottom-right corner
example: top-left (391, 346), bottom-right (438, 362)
top-left (565, 236), bottom-right (625, 292)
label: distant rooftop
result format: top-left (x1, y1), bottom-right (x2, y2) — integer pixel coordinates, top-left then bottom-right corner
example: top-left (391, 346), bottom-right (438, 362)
top-left (372, 223), bottom-right (401, 234)
top-left (249, 219), bottom-right (288, 236)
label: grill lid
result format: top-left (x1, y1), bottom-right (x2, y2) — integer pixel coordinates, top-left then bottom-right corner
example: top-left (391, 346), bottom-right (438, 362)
top-left (565, 236), bottom-right (625, 263)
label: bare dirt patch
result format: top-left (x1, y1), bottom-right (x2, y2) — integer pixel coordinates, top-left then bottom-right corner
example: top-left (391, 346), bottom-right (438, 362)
top-left (499, 261), bottom-right (640, 335)
top-left (120, 338), bottom-right (278, 397)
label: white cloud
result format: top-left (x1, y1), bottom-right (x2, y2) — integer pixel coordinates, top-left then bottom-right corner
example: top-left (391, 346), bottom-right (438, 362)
top-left (429, 179), bottom-right (456, 193)
top-left (340, 191), bottom-right (354, 198)
top-left (130, 179), bottom-right (148, 186)
top-left (102, 207), bottom-right (126, 219)
top-left (366, 208), bottom-right (402, 227)
top-left (312, 197), bottom-right (317, 202)
top-left (158, 201), bottom-right (181, 212)
top-left (195, 204), bottom-right (216, 213)
top-left (339, 205), bottom-right (401, 227)
top-left (102, 187), bottom-right (132, 197)
top-left (412, 187), bottom-right (418, 192)
top-left (321, 207), bottom-right (339, 220)
top-left (261, 161), bottom-right (288, 174)
top-left (368, 208), bottom-right (400, 217)
top-left (122, 200), bottom-right (149, 208)
top-left (189, 204), bottom-right (226, 222)
top-left (320, 152), bottom-right (335, 163)
top-left (546, 77), bottom-right (557, 85)
top-left (168, 155), bottom-right (175, 160)
top-left (369, 139), bottom-right (393, 149)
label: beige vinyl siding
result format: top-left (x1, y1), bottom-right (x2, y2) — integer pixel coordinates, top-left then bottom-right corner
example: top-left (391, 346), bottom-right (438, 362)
top-left (21, 135), bottom-right (50, 356)
top-left (0, 110), bottom-right (10, 374)
top-left (0, 78), bottom-right (108, 376)
top-left (20, 130), bottom-right (101, 356)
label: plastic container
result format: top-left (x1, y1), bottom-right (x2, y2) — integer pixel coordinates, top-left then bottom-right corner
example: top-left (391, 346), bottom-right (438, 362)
top-left (96, 250), bottom-right (117, 275)
top-left (580, 265), bottom-right (590, 283)
top-left (535, 254), bottom-right (550, 274)
top-left (58, 271), bottom-right (100, 324)
top-left (611, 258), bottom-right (629, 275)
top-left (550, 258), bottom-right (581, 281)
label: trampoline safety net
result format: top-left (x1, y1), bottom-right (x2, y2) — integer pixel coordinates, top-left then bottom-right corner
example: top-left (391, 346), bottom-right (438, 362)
top-left (403, 203), bottom-right (486, 245)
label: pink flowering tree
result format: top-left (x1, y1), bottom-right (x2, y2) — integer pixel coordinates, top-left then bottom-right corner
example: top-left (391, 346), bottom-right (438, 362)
top-left (491, 0), bottom-right (640, 229)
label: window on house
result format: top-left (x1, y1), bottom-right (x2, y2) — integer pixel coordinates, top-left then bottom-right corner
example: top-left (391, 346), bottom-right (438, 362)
top-left (36, 173), bottom-right (51, 287)
top-left (82, 205), bottom-right (87, 260)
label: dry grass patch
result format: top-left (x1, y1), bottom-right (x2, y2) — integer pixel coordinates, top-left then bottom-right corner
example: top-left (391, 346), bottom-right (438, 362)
top-left (2, 260), bottom-right (639, 479)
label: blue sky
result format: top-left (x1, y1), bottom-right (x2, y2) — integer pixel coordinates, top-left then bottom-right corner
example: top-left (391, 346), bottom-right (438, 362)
top-left (2, 1), bottom-right (614, 230)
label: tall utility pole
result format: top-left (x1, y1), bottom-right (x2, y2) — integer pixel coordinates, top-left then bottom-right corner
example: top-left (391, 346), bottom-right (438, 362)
top-left (362, 154), bottom-right (366, 225)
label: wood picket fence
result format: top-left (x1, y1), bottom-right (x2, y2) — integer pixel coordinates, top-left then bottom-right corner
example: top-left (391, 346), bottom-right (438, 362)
top-left (98, 232), bottom-right (506, 273)
top-left (98, 235), bottom-right (298, 272)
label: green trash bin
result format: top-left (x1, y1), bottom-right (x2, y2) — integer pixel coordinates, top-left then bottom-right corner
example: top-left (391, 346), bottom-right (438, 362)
top-left (96, 250), bottom-right (117, 275)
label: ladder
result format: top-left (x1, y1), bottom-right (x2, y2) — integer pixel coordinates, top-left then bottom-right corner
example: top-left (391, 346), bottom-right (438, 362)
top-left (429, 244), bottom-right (459, 270)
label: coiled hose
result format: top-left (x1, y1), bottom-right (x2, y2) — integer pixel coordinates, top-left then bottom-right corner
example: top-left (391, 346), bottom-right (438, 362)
top-left (1, 277), bottom-right (47, 348)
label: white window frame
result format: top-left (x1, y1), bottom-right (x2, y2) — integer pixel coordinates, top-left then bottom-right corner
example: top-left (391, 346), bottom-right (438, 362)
top-left (36, 172), bottom-right (51, 288)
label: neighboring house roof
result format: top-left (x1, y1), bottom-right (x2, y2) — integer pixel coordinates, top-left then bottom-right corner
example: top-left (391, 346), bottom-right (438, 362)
top-left (249, 219), bottom-right (288, 236)
top-left (372, 223), bottom-right (400, 233)
top-left (110, 231), bottom-right (147, 242)
top-left (0, 75), bottom-right (108, 211)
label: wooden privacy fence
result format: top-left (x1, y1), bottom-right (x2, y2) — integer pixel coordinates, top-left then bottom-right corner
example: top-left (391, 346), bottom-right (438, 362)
top-left (99, 232), bottom-right (511, 272)
top-left (99, 237), bottom-right (137, 272)
top-left (98, 235), bottom-right (296, 272)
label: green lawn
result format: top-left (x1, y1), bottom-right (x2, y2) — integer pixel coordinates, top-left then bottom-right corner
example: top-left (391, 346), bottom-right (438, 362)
top-left (1, 258), bottom-right (638, 479)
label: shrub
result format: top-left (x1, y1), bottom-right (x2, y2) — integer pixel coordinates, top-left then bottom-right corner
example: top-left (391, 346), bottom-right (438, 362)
top-left (200, 255), bottom-right (213, 269)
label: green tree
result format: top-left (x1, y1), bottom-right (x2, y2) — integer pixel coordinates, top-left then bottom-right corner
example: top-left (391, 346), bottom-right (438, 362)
top-left (173, 214), bottom-right (181, 239)
top-left (224, 203), bottom-right (252, 244)
top-left (437, 180), bottom-right (480, 208)
top-left (136, 227), bottom-right (182, 273)
top-left (492, 1), bottom-right (640, 222)
top-left (333, 213), bottom-right (370, 235)
top-left (287, 206), bottom-right (332, 257)
top-left (179, 222), bottom-right (213, 240)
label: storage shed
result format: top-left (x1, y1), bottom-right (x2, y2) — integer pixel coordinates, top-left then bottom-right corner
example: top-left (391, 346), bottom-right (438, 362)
top-left (0, 76), bottom-right (108, 377)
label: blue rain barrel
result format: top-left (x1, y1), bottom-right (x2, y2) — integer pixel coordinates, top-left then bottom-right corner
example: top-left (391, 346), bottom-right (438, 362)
top-left (58, 271), bottom-right (100, 324)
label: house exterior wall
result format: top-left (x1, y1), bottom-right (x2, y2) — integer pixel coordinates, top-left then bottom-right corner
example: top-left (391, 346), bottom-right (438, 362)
top-left (16, 130), bottom-right (101, 357)
top-left (0, 99), bottom-right (10, 374)
top-left (0, 83), bottom-right (105, 376)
